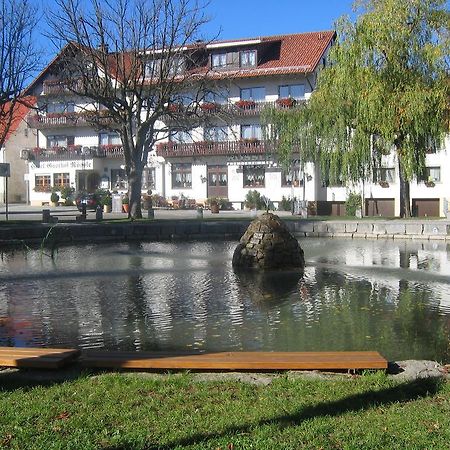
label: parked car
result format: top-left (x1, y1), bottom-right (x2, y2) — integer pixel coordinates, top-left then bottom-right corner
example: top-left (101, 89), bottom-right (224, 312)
top-left (75, 192), bottom-right (101, 211)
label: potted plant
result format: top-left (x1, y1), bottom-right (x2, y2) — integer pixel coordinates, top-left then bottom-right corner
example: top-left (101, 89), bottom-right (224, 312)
top-left (208, 197), bottom-right (220, 213)
top-left (122, 195), bottom-right (129, 213)
top-left (102, 193), bottom-right (112, 213)
top-left (50, 191), bottom-right (60, 207)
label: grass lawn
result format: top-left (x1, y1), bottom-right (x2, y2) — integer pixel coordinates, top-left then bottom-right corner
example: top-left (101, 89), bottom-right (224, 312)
top-left (0, 371), bottom-right (448, 449)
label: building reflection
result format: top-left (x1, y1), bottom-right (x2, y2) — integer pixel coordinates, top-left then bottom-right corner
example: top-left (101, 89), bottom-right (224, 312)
top-left (0, 239), bottom-right (449, 361)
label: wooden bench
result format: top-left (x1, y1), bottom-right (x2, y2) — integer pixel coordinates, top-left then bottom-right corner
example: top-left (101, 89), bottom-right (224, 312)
top-left (81, 351), bottom-right (387, 371)
top-left (0, 347), bottom-right (80, 369)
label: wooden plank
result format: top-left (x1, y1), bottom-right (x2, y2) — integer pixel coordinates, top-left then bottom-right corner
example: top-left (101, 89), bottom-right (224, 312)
top-left (81, 351), bottom-right (387, 371)
top-left (0, 347), bottom-right (80, 369)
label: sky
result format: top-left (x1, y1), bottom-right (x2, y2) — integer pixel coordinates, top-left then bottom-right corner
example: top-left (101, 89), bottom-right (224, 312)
top-left (203, 0), bottom-right (355, 40)
top-left (38, 0), bottom-right (354, 57)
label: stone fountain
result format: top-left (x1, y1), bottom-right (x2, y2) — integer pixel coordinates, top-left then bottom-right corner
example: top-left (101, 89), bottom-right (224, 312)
top-left (232, 212), bottom-right (305, 270)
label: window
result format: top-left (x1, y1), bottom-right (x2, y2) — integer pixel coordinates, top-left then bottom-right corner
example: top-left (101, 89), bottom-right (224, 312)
top-left (99, 132), bottom-right (121, 146)
top-left (168, 55), bottom-right (185, 76)
top-left (35, 175), bottom-right (51, 192)
top-left (171, 129), bottom-right (193, 143)
top-left (208, 165), bottom-right (227, 187)
top-left (243, 165), bottom-right (265, 187)
top-left (111, 169), bottom-right (127, 189)
top-left (241, 124), bottom-right (262, 140)
top-left (53, 173), bottom-right (70, 189)
top-left (142, 168), bottom-right (156, 190)
top-left (212, 53), bottom-right (227, 68)
top-left (204, 126), bottom-right (228, 142)
top-left (375, 167), bottom-right (395, 183)
top-left (281, 167), bottom-right (303, 187)
top-left (204, 89), bottom-right (229, 104)
top-left (424, 167), bottom-right (441, 183)
top-left (240, 87), bottom-right (265, 102)
top-left (172, 163), bottom-right (192, 188)
top-left (47, 135), bottom-right (70, 148)
top-left (240, 50), bottom-right (256, 67)
top-left (144, 59), bottom-right (160, 78)
top-left (47, 102), bottom-right (75, 114)
top-left (279, 84), bottom-right (305, 99)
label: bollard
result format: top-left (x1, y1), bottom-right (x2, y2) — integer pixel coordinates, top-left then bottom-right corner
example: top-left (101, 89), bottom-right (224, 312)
top-left (95, 205), bottom-right (103, 221)
top-left (196, 207), bottom-right (203, 219)
top-left (81, 203), bottom-right (87, 216)
top-left (42, 209), bottom-right (51, 223)
top-left (147, 207), bottom-right (154, 219)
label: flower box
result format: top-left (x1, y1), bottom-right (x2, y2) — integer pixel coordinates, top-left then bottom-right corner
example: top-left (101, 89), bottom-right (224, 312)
top-left (276, 97), bottom-right (296, 108)
top-left (379, 180), bottom-right (389, 188)
top-left (235, 100), bottom-right (256, 109)
top-left (200, 102), bottom-right (219, 112)
top-left (168, 103), bottom-right (183, 113)
top-left (425, 180), bottom-right (435, 187)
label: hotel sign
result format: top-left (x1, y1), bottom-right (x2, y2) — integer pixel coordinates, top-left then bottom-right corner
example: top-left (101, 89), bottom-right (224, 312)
top-left (39, 160), bottom-right (94, 170)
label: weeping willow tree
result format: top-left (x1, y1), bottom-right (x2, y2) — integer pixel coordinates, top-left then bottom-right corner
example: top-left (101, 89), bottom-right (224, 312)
top-left (265, 0), bottom-right (449, 217)
top-left (262, 102), bottom-right (317, 199)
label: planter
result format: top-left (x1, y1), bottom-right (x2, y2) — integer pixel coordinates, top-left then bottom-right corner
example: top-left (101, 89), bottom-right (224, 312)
top-left (103, 205), bottom-right (111, 213)
top-left (210, 203), bottom-right (220, 214)
top-left (122, 204), bottom-right (129, 213)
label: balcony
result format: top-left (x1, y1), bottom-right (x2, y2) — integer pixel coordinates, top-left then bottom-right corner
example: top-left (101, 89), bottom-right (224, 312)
top-left (156, 140), bottom-right (271, 158)
top-left (163, 99), bottom-right (304, 121)
top-left (29, 112), bottom-right (114, 130)
top-left (42, 79), bottom-right (83, 95)
top-left (30, 145), bottom-right (124, 161)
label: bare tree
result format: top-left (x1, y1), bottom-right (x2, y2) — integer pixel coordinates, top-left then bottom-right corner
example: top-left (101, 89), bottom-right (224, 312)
top-left (48, 0), bottom-right (217, 218)
top-left (0, 0), bottom-right (40, 148)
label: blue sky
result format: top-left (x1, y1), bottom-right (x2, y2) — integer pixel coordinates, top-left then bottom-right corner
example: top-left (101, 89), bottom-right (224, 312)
top-left (203, 0), bottom-right (354, 40)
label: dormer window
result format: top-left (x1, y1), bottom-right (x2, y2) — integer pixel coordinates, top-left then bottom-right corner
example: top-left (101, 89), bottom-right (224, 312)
top-left (240, 50), bottom-right (256, 67)
top-left (212, 53), bottom-right (227, 68)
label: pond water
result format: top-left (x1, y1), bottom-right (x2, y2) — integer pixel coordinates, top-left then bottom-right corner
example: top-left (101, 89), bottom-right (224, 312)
top-left (0, 238), bottom-right (449, 362)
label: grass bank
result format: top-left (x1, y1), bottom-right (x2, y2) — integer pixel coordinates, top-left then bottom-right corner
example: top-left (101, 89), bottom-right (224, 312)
top-left (0, 371), bottom-right (448, 449)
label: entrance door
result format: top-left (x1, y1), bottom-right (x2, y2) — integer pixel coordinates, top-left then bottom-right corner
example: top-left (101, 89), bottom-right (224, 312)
top-left (77, 171), bottom-right (100, 192)
top-left (207, 165), bottom-right (228, 198)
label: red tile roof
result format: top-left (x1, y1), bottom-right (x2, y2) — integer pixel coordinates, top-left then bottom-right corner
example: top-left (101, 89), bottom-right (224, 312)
top-left (203, 30), bottom-right (335, 79)
top-left (0, 96), bottom-right (36, 144)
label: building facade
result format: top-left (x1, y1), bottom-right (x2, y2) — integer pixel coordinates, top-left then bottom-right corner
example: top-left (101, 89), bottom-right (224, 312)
top-left (23, 31), bottom-right (449, 216)
top-left (0, 100), bottom-right (37, 204)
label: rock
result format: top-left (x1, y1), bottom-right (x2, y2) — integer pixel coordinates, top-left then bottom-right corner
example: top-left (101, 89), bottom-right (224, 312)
top-left (232, 212), bottom-right (305, 270)
top-left (389, 360), bottom-right (448, 381)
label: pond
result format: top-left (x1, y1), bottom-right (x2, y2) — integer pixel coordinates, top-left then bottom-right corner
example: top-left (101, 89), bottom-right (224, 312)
top-left (0, 238), bottom-right (449, 362)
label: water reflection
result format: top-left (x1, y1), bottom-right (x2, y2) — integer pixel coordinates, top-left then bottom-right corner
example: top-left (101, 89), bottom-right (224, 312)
top-left (0, 239), bottom-right (449, 361)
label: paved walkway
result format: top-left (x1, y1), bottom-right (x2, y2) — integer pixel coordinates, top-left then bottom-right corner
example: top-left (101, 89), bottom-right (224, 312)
top-left (0, 204), bottom-right (292, 222)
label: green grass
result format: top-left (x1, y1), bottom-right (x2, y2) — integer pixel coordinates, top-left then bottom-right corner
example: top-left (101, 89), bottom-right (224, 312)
top-left (0, 371), bottom-right (448, 449)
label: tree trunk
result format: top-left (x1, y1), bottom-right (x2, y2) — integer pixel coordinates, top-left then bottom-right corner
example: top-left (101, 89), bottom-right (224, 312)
top-left (128, 164), bottom-right (143, 219)
top-left (398, 155), bottom-right (411, 218)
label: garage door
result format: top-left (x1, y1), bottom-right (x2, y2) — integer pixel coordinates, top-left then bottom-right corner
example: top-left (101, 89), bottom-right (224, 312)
top-left (412, 198), bottom-right (440, 217)
top-left (365, 198), bottom-right (395, 217)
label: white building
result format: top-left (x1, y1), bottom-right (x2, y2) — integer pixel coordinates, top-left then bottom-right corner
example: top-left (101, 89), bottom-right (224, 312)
top-left (22, 31), bottom-right (449, 216)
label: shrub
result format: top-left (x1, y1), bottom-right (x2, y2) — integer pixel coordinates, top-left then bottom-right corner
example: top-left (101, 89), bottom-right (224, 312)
top-left (244, 190), bottom-right (273, 210)
top-left (50, 192), bottom-right (60, 204)
top-left (279, 196), bottom-right (293, 211)
top-left (60, 186), bottom-right (75, 200)
top-left (345, 192), bottom-right (362, 217)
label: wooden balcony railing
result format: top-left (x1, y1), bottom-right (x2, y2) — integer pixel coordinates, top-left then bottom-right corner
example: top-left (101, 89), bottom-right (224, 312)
top-left (29, 113), bottom-right (114, 129)
top-left (163, 99), bottom-right (304, 121)
top-left (31, 145), bottom-right (124, 161)
top-left (156, 140), bottom-right (272, 157)
top-left (42, 79), bottom-right (83, 95)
